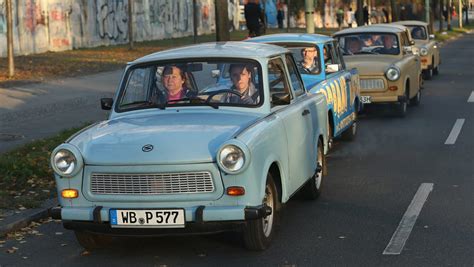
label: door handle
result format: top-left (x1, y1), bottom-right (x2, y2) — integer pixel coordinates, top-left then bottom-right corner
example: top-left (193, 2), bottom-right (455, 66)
top-left (302, 109), bottom-right (310, 116)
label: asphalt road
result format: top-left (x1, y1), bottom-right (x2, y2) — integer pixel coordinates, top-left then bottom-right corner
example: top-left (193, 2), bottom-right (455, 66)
top-left (0, 33), bottom-right (473, 267)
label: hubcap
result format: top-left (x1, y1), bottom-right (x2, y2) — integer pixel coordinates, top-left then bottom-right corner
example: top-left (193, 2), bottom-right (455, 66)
top-left (262, 184), bottom-right (274, 237)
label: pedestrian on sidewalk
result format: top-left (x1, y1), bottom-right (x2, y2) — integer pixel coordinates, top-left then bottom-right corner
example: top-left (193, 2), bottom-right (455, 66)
top-left (336, 7), bottom-right (344, 30)
top-left (277, 1), bottom-right (284, 29)
top-left (245, 0), bottom-right (266, 37)
top-left (346, 8), bottom-right (355, 28)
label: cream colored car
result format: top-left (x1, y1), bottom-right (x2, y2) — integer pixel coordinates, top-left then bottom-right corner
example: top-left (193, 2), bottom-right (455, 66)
top-left (334, 25), bottom-right (422, 117)
top-left (393, 20), bottom-right (441, 80)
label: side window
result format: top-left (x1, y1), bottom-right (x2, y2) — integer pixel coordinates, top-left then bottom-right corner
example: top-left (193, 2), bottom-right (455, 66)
top-left (121, 67), bottom-right (152, 105)
top-left (402, 32), bottom-right (410, 46)
top-left (268, 58), bottom-right (291, 98)
top-left (285, 54), bottom-right (305, 96)
top-left (323, 44), bottom-right (334, 65)
top-left (331, 41), bottom-right (345, 70)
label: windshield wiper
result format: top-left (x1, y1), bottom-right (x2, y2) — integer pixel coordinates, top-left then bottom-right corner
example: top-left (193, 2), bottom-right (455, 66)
top-left (167, 96), bottom-right (219, 109)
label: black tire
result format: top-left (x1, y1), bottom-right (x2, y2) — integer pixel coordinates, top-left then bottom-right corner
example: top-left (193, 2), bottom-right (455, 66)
top-left (327, 116), bottom-right (334, 150)
top-left (341, 106), bottom-right (358, 141)
top-left (302, 140), bottom-right (325, 200)
top-left (242, 173), bottom-right (280, 251)
top-left (409, 89), bottom-right (421, 106)
top-left (394, 90), bottom-right (408, 117)
top-left (423, 67), bottom-right (433, 80)
top-left (74, 231), bottom-right (113, 249)
top-left (433, 64), bottom-right (439, 75)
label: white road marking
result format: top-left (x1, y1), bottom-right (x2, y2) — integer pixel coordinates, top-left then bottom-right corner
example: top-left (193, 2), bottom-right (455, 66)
top-left (468, 91), bottom-right (474, 102)
top-left (383, 183), bottom-right (434, 255)
top-left (445, 119), bottom-right (465, 145)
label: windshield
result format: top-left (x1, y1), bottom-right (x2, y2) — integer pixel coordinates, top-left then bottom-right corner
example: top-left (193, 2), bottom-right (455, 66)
top-left (337, 33), bottom-right (400, 56)
top-left (407, 26), bottom-right (427, 40)
top-left (117, 60), bottom-right (263, 112)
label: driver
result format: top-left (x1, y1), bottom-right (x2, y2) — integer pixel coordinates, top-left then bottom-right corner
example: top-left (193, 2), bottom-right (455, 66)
top-left (346, 37), bottom-right (362, 54)
top-left (297, 47), bottom-right (320, 74)
top-left (221, 64), bottom-right (260, 104)
top-left (378, 35), bottom-right (399, 55)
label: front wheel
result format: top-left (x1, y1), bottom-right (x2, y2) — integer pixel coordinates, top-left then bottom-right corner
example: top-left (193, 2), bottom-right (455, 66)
top-left (302, 140), bottom-right (325, 200)
top-left (423, 67), bottom-right (433, 80)
top-left (433, 64), bottom-right (439, 75)
top-left (394, 91), bottom-right (408, 117)
top-left (242, 173), bottom-right (280, 251)
top-left (409, 89), bottom-right (421, 106)
top-left (341, 108), bottom-right (358, 141)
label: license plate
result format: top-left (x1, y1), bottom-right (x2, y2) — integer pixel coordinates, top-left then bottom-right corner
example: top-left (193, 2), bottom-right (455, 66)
top-left (360, 96), bottom-right (372, 104)
top-left (110, 209), bottom-right (185, 228)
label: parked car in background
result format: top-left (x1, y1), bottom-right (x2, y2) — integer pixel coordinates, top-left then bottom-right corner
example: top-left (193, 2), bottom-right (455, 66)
top-left (393, 20), bottom-right (441, 80)
top-left (334, 25), bottom-right (422, 117)
top-left (50, 42), bottom-right (329, 251)
top-left (248, 33), bottom-right (361, 149)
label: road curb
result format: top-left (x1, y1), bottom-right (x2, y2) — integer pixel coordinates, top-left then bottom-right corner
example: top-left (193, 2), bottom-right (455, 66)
top-left (0, 199), bottom-right (57, 238)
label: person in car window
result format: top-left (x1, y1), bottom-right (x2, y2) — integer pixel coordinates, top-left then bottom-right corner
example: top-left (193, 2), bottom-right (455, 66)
top-left (222, 64), bottom-right (260, 104)
top-left (158, 65), bottom-right (196, 103)
top-left (378, 35), bottom-right (399, 55)
top-left (347, 38), bottom-right (363, 54)
top-left (297, 47), bottom-right (320, 74)
top-left (411, 27), bottom-right (424, 39)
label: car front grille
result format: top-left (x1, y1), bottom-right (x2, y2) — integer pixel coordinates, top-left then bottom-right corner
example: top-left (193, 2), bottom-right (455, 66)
top-left (90, 171), bottom-right (215, 195)
top-left (360, 79), bottom-right (385, 90)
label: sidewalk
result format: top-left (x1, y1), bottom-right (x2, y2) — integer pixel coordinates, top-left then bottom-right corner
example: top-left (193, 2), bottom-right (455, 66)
top-left (0, 70), bottom-right (122, 154)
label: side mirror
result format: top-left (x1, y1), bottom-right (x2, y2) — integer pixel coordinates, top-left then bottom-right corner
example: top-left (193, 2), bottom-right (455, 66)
top-left (101, 98), bottom-right (113, 110)
top-left (429, 34), bottom-right (435, 40)
top-left (326, 64), bottom-right (340, 73)
top-left (403, 46), bottom-right (413, 54)
top-left (211, 69), bottom-right (220, 78)
top-left (271, 92), bottom-right (291, 106)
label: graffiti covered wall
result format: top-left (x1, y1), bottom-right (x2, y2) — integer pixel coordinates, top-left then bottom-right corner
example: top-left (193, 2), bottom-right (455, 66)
top-left (0, 0), bottom-right (232, 57)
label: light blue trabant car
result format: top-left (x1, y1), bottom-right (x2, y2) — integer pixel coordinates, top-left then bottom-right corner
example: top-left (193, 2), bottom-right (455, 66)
top-left (50, 42), bottom-right (328, 251)
top-left (248, 33), bottom-right (361, 148)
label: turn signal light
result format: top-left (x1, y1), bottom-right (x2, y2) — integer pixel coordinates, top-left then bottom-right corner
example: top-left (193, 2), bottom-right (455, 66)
top-left (421, 58), bottom-right (428, 63)
top-left (61, 189), bottom-right (78, 199)
top-left (227, 186), bottom-right (245, 196)
top-left (389, 86), bottom-right (398, 91)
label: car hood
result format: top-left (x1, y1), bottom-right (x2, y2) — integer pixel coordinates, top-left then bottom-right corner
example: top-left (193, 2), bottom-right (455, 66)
top-left (344, 55), bottom-right (397, 76)
top-left (69, 111), bottom-right (261, 165)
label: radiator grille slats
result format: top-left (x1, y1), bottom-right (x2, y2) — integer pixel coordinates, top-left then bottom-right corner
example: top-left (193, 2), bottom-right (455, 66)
top-left (360, 79), bottom-right (385, 90)
top-left (90, 172), bottom-right (214, 195)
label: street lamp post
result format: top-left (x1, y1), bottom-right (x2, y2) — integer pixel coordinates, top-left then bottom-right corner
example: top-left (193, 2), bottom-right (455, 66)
top-left (305, 0), bottom-right (315, 33)
top-left (6, 0), bottom-right (14, 77)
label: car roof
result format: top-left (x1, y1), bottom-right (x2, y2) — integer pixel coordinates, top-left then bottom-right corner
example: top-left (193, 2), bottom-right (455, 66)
top-left (132, 42), bottom-right (289, 64)
top-left (393, 20), bottom-right (428, 27)
top-left (334, 24), bottom-right (405, 36)
top-left (247, 33), bottom-right (334, 45)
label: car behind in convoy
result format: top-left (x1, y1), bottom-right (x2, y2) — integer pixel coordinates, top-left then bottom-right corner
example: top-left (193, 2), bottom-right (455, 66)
top-left (334, 25), bottom-right (423, 117)
top-left (50, 42), bottom-right (329, 251)
top-left (247, 33), bottom-right (361, 148)
top-left (393, 20), bottom-right (441, 80)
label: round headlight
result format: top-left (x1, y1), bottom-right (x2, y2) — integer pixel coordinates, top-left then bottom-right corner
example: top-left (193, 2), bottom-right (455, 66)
top-left (420, 47), bottom-right (428, 56)
top-left (53, 149), bottom-right (77, 176)
top-left (219, 145), bottom-right (245, 173)
top-left (386, 67), bottom-right (400, 81)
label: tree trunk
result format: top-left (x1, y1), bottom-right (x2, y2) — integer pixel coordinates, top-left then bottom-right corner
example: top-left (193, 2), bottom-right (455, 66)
top-left (215, 0), bottom-right (230, 41)
top-left (6, 0), bottom-right (14, 77)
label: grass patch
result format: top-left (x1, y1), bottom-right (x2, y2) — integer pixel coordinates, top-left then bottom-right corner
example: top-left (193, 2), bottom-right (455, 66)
top-left (0, 125), bottom-right (89, 209)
